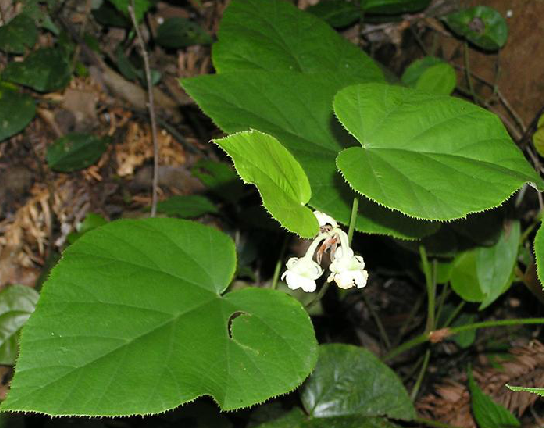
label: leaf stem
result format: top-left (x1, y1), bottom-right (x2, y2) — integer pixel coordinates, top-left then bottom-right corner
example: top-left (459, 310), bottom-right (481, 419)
top-left (419, 245), bottom-right (435, 332)
top-left (411, 347), bottom-right (430, 400)
top-left (347, 197), bottom-right (358, 246)
top-left (271, 235), bottom-right (289, 290)
top-left (383, 318), bottom-right (544, 362)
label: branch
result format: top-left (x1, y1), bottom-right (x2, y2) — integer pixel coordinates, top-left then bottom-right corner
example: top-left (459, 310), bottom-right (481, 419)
top-left (128, 3), bottom-right (160, 217)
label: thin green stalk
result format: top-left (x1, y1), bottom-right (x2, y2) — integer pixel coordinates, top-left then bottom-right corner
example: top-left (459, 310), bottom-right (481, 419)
top-left (464, 41), bottom-right (477, 103)
top-left (443, 301), bottom-right (465, 329)
top-left (419, 245), bottom-right (435, 332)
top-left (434, 282), bottom-right (450, 329)
top-left (411, 347), bottom-right (430, 400)
top-left (306, 282), bottom-right (330, 310)
top-left (362, 293), bottom-right (391, 349)
top-left (271, 235), bottom-right (289, 290)
top-left (347, 197), bottom-right (358, 245)
top-left (415, 417), bottom-right (463, 428)
top-left (383, 318), bottom-right (544, 362)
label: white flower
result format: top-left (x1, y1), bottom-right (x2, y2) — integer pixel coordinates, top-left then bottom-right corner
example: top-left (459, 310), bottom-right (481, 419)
top-left (327, 237), bottom-right (368, 289)
top-left (281, 256), bottom-right (323, 292)
top-left (313, 210), bottom-right (338, 229)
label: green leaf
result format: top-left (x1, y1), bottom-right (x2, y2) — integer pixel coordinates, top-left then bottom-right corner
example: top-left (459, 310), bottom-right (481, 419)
top-left (443, 6), bottom-right (508, 51)
top-left (67, 213), bottom-right (108, 244)
top-left (2, 218), bottom-right (317, 416)
top-left (0, 285), bottom-right (39, 365)
top-left (450, 251), bottom-right (484, 302)
top-left (468, 369), bottom-right (520, 428)
top-left (156, 17), bottom-right (212, 48)
top-left (304, 416), bottom-right (401, 428)
top-left (156, 195), bottom-right (218, 218)
top-left (212, 0), bottom-right (383, 80)
top-left (476, 221), bottom-right (520, 309)
top-left (0, 14), bottom-right (37, 54)
top-left (182, 73), bottom-right (437, 240)
top-left (451, 313), bottom-right (476, 348)
top-left (334, 84), bottom-right (543, 220)
top-left (401, 56), bottom-right (456, 95)
top-left (251, 406), bottom-right (306, 428)
top-left (535, 222), bottom-right (544, 287)
top-left (0, 85), bottom-right (36, 142)
top-left (115, 46), bottom-right (161, 86)
top-left (362, 0), bottom-right (430, 15)
top-left (300, 344), bottom-right (415, 420)
top-left (191, 159), bottom-right (245, 204)
top-left (92, 2), bottom-right (130, 27)
top-left (306, 1), bottom-right (361, 28)
top-left (2, 47), bottom-right (71, 92)
top-left (533, 114), bottom-right (544, 157)
top-left (215, 130), bottom-right (318, 238)
top-left (450, 221), bottom-right (520, 306)
top-left (46, 133), bottom-right (110, 172)
top-left (107, 0), bottom-right (151, 22)
top-left (506, 384), bottom-right (544, 397)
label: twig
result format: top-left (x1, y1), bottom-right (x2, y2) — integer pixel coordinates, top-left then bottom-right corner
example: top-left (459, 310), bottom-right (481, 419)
top-left (128, 2), bottom-right (160, 217)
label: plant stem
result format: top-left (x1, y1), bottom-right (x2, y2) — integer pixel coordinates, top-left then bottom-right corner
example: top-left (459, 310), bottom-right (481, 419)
top-left (411, 347), bottom-right (430, 400)
top-left (362, 293), bottom-right (391, 349)
top-left (463, 41), bottom-right (477, 103)
top-left (347, 197), bottom-right (358, 245)
top-left (419, 245), bottom-right (435, 332)
top-left (128, 2), bottom-right (160, 217)
top-left (383, 318), bottom-right (544, 362)
top-left (306, 282), bottom-right (330, 310)
top-left (271, 235), bottom-right (289, 290)
top-left (443, 300), bottom-right (465, 328)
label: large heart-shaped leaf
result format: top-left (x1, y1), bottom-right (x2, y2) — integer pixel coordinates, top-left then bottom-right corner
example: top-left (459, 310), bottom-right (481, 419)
top-left (181, 0), bottom-right (438, 240)
top-left (2, 219), bottom-right (317, 416)
top-left (215, 130), bottom-right (318, 238)
top-left (0, 85), bottom-right (35, 142)
top-left (213, 0), bottom-right (383, 80)
top-left (182, 73), bottom-right (437, 240)
top-left (334, 84), bottom-right (543, 220)
top-left (300, 344), bottom-right (415, 420)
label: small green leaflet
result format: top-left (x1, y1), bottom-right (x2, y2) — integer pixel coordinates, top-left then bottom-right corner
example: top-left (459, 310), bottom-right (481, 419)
top-left (108, 0), bottom-right (151, 22)
top-left (443, 6), bottom-right (508, 51)
top-left (46, 133), bottom-right (110, 172)
top-left (3, 218), bottom-right (317, 416)
top-left (156, 17), bottom-right (212, 48)
top-left (0, 14), bottom-right (37, 54)
top-left (0, 85), bottom-right (36, 142)
top-left (0, 285), bottom-right (39, 365)
top-left (401, 56), bottom-right (456, 95)
top-left (448, 221), bottom-right (520, 308)
top-left (535, 222), bottom-right (544, 287)
top-left (2, 47), bottom-right (70, 92)
top-left (215, 130), bottom-right (318, 238)
top-left (334, 84), bottom-right (544, 220)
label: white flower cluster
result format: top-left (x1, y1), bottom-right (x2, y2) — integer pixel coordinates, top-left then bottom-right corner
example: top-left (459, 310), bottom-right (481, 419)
top-left (281, 211), bottom-right (368, 292)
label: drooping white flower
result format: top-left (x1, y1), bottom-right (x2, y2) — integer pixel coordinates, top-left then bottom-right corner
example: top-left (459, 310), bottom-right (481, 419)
top-left (327, 231), bottom-right (368, 289)
top-left (313, 210), bottom-right (338, 229)
top-left (281, 256), bottom-right (323, 292)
